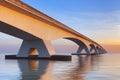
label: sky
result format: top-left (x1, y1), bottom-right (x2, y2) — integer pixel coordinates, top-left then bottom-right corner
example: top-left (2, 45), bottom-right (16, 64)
top-left (1, 0), bottom-right (120, 53)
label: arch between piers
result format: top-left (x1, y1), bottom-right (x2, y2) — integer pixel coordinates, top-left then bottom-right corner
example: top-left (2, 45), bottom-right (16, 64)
top-left (64, 38), bottom-right (90, 55)
top-left (62, 38), bottom-right (106, 55)
top-left (89, 44), bottom-right (99, 54)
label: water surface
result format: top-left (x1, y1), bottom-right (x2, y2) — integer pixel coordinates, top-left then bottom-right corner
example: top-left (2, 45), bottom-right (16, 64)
top-left (0, 53), bottom-right (120, 80)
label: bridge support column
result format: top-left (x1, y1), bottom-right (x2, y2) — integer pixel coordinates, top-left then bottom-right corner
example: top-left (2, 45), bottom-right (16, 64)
top-left (5, 39), bottom-right (71, 60)
top-left (96, 47), bottom-right (106, 54)
top-left (76, 45), bottom-right (90, 55)
top-left (90, 44), bottom-right (98, 54)
top-left (17, 39), bottom-right (55, 58)
top-left (66, 38), bottom-right (90, 55)
top-left (96, 47), bottom-right (103, 54)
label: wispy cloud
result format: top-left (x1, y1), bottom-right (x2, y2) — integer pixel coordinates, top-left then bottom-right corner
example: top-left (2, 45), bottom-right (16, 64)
top-left (52, 11), bottom-right (120, 31)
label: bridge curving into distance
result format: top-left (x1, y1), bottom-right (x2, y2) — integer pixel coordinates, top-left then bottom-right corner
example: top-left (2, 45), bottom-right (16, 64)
top-left (0, 0), bottom-right (107, 59)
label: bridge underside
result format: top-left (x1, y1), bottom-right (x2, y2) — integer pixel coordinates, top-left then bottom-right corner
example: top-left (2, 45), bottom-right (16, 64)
top-left (0, 21), bottom-right (38, 40)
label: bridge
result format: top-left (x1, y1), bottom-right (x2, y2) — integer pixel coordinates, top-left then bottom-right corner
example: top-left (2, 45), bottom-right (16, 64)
top-left (0, 0), bottom-right (107, 60)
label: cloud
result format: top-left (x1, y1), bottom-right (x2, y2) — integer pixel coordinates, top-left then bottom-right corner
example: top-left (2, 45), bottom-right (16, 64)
top-left (51, 10), bottom-right (120, 32)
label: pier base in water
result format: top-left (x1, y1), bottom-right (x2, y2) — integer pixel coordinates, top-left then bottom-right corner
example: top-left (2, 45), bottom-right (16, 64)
top-left (5, 55), bottom-right (71, 61)
top-left (72, 53), bottom-right (99, 55)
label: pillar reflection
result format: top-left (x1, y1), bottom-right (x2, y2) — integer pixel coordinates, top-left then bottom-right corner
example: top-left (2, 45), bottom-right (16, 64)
top-left (68, 55), bottom-right (100, 80)
top-left (17, 59), bottom-right (51, 80)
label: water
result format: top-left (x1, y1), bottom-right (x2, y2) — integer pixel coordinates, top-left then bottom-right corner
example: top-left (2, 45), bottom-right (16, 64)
top-left (0, 53), bottom-right (120, 80)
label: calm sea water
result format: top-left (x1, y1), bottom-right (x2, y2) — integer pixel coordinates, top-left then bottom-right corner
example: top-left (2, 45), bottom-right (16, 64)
top-left (0, 53), bottom-right (120, 80)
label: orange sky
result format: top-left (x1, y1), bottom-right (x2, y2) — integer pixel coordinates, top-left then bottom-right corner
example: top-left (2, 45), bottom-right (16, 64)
top-left (101, 44), bottom-right (120, 53)
top-left (83, 30), bottom-right (120, 53)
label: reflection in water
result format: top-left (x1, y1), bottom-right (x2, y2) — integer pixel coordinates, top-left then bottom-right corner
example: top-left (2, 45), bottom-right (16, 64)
top-left (18, 60), bottom-right (51, 80)
top-left (2, 54), bottom-right (120, 80)
top-left (65, 55), bottom-right (100, 80)
top-left (17, 55), bottom-right (101, 80)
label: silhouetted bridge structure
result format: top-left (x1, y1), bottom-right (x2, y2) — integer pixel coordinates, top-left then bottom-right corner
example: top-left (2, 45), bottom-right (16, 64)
top-left (0, 0), bottom-right (107, 60)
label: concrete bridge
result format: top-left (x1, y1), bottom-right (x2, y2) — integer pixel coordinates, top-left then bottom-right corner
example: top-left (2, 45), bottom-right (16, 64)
top-left (0, 0), bottom-right (107, 60)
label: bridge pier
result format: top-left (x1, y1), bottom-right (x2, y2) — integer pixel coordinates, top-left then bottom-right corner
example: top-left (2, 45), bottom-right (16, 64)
top-left (96, 47), bottom-right (102, 54)
top-left (96, 47), bottom-right (106, 54)
top-left (65, 38), bottom-right (90, 55)
top-left (17, 39), bottom-right (55, 58)
top-left (5, 39), bottom-right (71, 60)
top-left (90, 44), bottom-right (99, 54)
top-left (76, 46), bottom-right (90, 55)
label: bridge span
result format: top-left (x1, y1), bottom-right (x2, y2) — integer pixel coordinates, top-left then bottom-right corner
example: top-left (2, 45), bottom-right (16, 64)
top-left (0, 0), bottom-right (107, 60)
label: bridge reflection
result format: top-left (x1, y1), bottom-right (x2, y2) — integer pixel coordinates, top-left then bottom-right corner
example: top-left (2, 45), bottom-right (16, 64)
top-left (16, 55), bottom-right (100, 80)
top-left (17, 60), bottom-right (53, 80)
top-left (68, 55), bottom-right (100, 80)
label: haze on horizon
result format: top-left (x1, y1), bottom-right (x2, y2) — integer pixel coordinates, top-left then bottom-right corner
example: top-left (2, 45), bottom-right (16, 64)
top-left (0, 0), bottom-right (120, 53)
